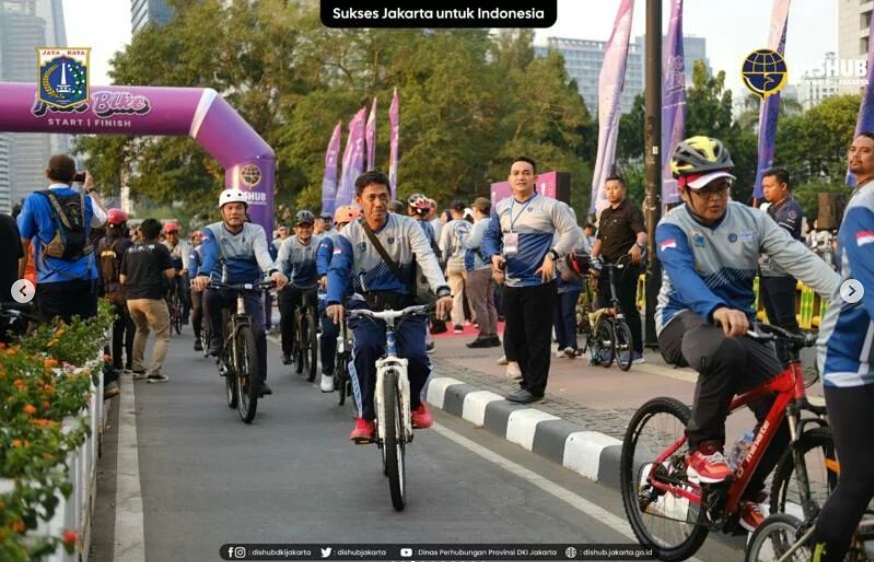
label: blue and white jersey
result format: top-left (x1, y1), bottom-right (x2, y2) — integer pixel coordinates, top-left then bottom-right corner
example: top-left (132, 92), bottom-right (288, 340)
top-left (165, 239), bottom-right (191, 271)
top-left (464, 218), bottom-right (491, 271)
top-left (317, 232), bottom-right (341, 278)
top-left (439, 219), bottom-right (472, 270)
top-left (188, 245), bottom-right (202, 278)
top-left (326, 214), bottom-right (449, 305)
top-left (481, 194), bottom-right (578, 288)
top-left (198, 222), bottom-right (278, 284)
top-left (276, 235), bottom-right (320, 290)
top-left (655, 201), bottom-right (839, 334)
top-left (817, 183), bottom-right (874, 387)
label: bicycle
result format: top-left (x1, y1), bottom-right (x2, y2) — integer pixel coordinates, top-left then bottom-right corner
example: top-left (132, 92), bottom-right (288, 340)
top-left (745, 511), bottom-right (874, 562)
top-left (347, 303), bottom-right (432, 512)
top-left (209, 280), bottom-right (274, 424)
top-left (290, 289), bottom-right (319, 383)
top-left (333, 317), bottom-right (354, 408)
top-left (165, 281), bottom-right (183, 336)
top-left (619, 324), bottom-right (826, 561)
top-left (0, 301), bottom-right (38, 344)
top-left (585, 254), bottom-right (635, 371)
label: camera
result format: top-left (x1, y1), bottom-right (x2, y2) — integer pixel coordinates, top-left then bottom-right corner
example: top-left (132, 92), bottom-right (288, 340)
top-left (73, 171), bottom-right (86, 183)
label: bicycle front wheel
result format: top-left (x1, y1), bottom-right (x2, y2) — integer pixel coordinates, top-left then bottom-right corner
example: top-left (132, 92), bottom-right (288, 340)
top-left (620, 397), bottom-right (708, 561)
top-left (614, 320), bottom-right (634, 371)
top-left (236, 325), bottom-right (260, 424)
top-left (594, 319), bottom-right (615, 368)
top-left (305, 314), bottom-right (318, 383)
top-left (744, 513), bottom-right (807, 562)
top-left (335, 353), bottom-right (349, 407)
top-left (382, 368), bottom-right (406, 511)
top-left (770, 427), bottom-right (837, 520)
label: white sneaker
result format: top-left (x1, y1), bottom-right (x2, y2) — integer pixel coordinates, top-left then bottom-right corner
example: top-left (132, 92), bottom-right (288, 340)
top-left (496, 355), bottom-right (508, 365)
top-left (320, 374), bottom-right (334, 392)
top-left (563, 347), bottom-right (576, 359)
top-left (506, 362), bottom-right (522, 381)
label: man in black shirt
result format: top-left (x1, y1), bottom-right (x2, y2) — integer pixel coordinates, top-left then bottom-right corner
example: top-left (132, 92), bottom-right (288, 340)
top-left (0, 212), bottom-right (24, 304)
top-left (120, 218), bottom-right (176, 383)
top-left (590, 175), bottom-right (648, 362)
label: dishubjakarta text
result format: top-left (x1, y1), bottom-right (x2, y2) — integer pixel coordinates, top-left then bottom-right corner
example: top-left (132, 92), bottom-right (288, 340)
top-left (219, 543), bottom-right (655, 560)
top-left (320, 1), bottom-right (557, 28)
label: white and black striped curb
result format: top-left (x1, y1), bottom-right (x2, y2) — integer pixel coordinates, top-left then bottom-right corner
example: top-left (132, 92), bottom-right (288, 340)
top-left (425, 377), bottom-right (626, 491)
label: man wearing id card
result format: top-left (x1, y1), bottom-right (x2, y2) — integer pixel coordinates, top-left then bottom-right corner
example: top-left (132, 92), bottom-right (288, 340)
top-left (482, 156), bottom-right (579, 404)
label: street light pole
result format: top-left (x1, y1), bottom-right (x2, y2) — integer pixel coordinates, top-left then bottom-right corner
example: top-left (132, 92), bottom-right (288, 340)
top-left (644, 0), bottom-right (663, 348)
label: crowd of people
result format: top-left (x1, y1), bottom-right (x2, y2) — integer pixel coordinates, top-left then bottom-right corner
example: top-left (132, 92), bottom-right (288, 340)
top-left (3, 129), bottom-right (874, 556)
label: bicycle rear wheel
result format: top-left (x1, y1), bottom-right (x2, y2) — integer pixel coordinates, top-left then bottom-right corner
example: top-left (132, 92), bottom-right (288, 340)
top-left (594, 319), bottom-right (615, 368)
top-left (382, 368), bottom-right (406, 511)
top-left (620, 396), bottom-right (709, 561)
top-left (770, 427), bottom-right (838, 520)
top-left (305, 314), bottom-right (318, 383)
top-left (744, 513), bottom-right (807, 562)
top-left (235, 325), bottom-right (260, 424)
top-left (614, 320), bottom-right (634, 371)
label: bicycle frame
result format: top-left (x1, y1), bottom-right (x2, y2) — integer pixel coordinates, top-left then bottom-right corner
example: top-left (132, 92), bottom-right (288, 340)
top-left (374, 320), bottom-right (412, 444)
top-left (649, 358), bottom-right (816, 519)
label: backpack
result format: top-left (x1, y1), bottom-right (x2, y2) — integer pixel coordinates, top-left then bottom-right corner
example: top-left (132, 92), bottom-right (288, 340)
top-left (38, 190), bottom-right (92, 260)
top-left (100, 238), bottom-right (123, 286)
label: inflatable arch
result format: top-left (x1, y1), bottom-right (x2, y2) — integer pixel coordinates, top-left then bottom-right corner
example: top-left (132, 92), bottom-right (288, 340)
top-left (0, 82), bottom-right (275, 233)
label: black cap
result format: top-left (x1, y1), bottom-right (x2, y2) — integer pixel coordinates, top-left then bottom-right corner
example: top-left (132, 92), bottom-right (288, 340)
top-left (449, 199), bottom-right (465, 212)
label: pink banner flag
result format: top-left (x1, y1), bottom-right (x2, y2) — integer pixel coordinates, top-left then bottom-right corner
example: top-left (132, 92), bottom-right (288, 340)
top-left (389, 88), bottom-right (399, 199)
top-left (365, 97), bottom-right (377, 171)
top-left (335, 107), bottom-right (367, 207)
top-left (321, 121), bottom-right (342, 215)
top-left (661, 0), bottom-right (686, 205)
top-left (589, 0), bottom-right (635, 215)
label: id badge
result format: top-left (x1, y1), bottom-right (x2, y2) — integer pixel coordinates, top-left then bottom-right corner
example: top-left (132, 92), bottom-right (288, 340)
top-left (503, 232), bottom-right (519, 256)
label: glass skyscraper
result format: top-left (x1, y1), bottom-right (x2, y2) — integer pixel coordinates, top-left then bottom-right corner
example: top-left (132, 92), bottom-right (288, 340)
top-left (131, 0), bottom-right (173, 35)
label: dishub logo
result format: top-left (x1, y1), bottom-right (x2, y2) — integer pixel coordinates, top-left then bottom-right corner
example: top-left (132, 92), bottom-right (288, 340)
top-left (741, 48), bottom-right (788, 98)
top-left (37, 48), bottom-right (91, 109)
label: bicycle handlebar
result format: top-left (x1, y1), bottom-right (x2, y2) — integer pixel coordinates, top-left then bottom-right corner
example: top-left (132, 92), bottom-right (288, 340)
top-left (747, 324), bottom-right (818, 348)
top-left (347, 304), bottom-right (433, 321)
top-left (0, 301), bottom-right (37, 313)
top-left (207, 280), bottom-right (275, 292)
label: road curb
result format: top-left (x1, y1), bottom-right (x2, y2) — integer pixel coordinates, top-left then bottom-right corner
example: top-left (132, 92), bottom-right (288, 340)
top-left (425, 377), bottom-right (624, 490)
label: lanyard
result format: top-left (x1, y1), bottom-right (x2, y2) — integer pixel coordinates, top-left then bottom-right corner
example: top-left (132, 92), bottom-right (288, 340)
top-left (509, 194), bottom-right (537, 233)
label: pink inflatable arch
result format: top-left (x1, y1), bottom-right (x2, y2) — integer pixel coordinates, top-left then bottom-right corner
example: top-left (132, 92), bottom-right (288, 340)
top-left (0, 82), bottom-right (275, 232)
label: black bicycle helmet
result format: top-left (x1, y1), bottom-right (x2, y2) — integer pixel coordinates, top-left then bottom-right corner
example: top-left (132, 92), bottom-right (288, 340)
top-left (671, 136), bottom-right (734, 179)
top-left (294, 210), bottom-right (315, 225)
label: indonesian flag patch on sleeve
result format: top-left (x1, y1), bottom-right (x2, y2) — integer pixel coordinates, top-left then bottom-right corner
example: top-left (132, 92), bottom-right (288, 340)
top-left (856, 231), bottom-right (874, 247)
top-left (659, 238), bottom-right (677, 251)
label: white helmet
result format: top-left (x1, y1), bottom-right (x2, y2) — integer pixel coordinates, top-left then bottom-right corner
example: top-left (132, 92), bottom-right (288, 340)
top-left (218, 188), bottom-right (248, 208)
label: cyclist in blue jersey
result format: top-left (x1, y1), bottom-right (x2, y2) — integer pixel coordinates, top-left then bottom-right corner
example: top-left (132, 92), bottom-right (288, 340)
top-left (276, 210), bottom-right (320, 367)
top-left (656, 136), bottom-right (839, 531)
top-left (809, 131), bottom-right (874, 561)
top-left (193, 189), bottom-right (288, 396)
top-left (326, 171), bottom-right (453, 443)
top-left (189, 231), bottom-right (205, 351)
top-left (316, 205), bottom-right (360, 392)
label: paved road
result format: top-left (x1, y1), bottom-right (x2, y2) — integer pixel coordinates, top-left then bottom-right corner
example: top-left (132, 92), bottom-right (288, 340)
top-left (92, 327), bottom-right (745, 562)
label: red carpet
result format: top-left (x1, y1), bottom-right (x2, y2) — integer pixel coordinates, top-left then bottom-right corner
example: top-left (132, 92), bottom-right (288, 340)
top-left (430, 321), bottom-right (505, 339)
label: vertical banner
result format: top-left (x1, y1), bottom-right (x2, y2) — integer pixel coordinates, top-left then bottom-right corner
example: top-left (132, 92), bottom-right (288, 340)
top-left (589, 0), bottom-right (635, 215)
top-left (850, 9), bottom-right (874, 185)
top-left (321, 121), bottom-right (342, 216)
top-left (335, 107), bottom-right (366, 207)
top-left (389, 88), bottom-right (400, 199)
top-left (365, 97), bottom-right (377, 171)
top-left (661, 0), bottom-right (686, 205)
top-left (753, 0), bottom-right (791, 200)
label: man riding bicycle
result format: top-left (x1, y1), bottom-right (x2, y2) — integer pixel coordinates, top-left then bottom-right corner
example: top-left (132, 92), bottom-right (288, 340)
top-left (325, 171), bottom-right (453, 443)
top-left (193, 189), bottom-right (288, 396)
top-left (808, 131), bottom-right (874, 561)
top-left (655, 136), bottom-right (839, 531)
top-left (163, 221), bottom-right (191, 324)
top-left (316, 205), bottom-right (360, 392)
top-left (276, 210), bottom-right (321, 368)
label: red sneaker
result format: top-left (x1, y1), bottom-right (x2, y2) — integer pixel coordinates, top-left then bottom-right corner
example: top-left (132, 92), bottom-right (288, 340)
top-left (350, 418), bottom-right (375, 443)
top-left (739, 500), bottom-right (766, 532)
top-left (411, 403), bottom-right (433, 429)
top-left (686, 447), bottom-right (733, 484)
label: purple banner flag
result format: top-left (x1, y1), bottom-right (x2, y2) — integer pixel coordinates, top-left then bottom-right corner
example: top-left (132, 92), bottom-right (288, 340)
top-left (321, 121), bottom-right (342, 216)
top-left (589, 0), bottom-right (635, 215)
top-left (335, 107), bottom-right (366, 207)
top-left (850, 9), bottom-right (874, 185)
top-left (389, 88), bottom-right (399, 199)
top-left (753, 0), bottom-right (791, 200)
top-left (661, 0), bottom-right (686, 205)
top-left (365, 97), bottom-right (377, 171)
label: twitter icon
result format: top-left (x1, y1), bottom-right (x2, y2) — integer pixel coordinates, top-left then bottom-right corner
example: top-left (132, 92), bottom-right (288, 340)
top-left (320, 547), bottom-right (332, 559)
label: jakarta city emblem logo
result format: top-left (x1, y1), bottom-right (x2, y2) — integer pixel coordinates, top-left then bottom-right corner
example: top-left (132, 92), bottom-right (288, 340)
top-left (37, 48), bottom-right (91, 109)
top-left (741, 48), bottom-right (788, 98)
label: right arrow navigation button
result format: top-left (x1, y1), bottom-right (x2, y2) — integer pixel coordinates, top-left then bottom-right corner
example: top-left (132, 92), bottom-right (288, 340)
top-left (840, 279), bottom-right (864, 304)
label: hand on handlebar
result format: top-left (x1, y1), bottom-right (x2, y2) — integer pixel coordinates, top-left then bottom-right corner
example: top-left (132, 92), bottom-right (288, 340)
top-left (435, 295), bottom-right (453, 320)
top-left (271, 271), bottom-right (288, 290)
top-left (326, 304), bottom-right (345, 325)
top-left (193, 275), bottom-right (210, 292)
top-left (712, 307), bottom-right (749, 338)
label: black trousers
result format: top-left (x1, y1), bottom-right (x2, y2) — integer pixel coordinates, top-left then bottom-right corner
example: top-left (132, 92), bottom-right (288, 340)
top-left (597, 262), bottom-right (643, 353)
top-left (36, 279), bottom-right (98, 324)
top-left (658, 311), bottom-right (788, 494)
top-left (760, 275), bottom-right (800, 333)
top-left (278, 287), bottom-right (317, 356)
top-left (502, 282), bottom-right (557, 396)
top-left (106, 291), bottom-right (134, 370)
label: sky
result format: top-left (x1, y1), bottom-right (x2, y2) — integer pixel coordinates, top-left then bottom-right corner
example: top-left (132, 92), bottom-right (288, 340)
top-left (62, 0), bottom-right (838, 96)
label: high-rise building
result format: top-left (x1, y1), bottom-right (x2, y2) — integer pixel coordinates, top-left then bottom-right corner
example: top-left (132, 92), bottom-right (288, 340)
top-left (0, 135), bottom-right (11, 214)
top-left (798, 52), bottom-right (841, 110)
top-left (0, 0), bottom-right (70, 210)
top-left (837, 1), bottom-right (871, 94)
top-left (535, 35), bottom-right (710, 116)
top-left (131, 0), bottom-right (173, 35)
